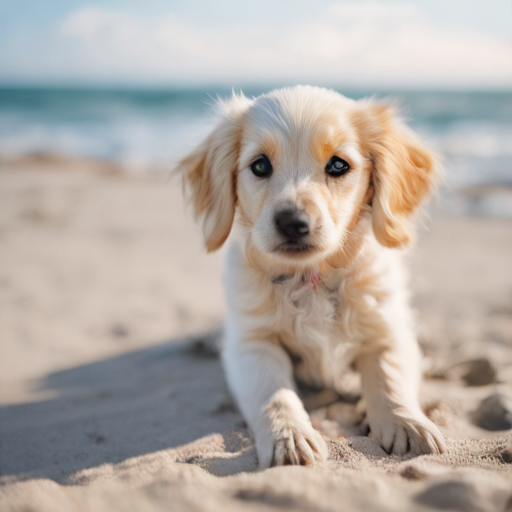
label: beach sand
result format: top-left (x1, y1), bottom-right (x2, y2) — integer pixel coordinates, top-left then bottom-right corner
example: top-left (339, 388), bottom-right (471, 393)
top-left (1, 158), bottom-right (511, 512)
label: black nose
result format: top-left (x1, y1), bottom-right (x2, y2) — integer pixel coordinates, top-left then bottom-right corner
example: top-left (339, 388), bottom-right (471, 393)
top-left (274, 208), bottom-right (310, 241)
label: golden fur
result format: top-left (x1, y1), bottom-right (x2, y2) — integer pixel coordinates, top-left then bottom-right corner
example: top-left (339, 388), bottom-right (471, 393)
top-left (178, 86), bottom-right (445, 468)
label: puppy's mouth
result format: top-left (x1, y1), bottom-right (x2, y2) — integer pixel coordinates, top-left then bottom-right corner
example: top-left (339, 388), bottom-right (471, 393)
top-left (274, 240), bottom-right (317, 255)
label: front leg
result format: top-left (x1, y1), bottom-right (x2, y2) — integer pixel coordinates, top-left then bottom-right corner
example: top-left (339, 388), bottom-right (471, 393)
top-left (222, 339), bottom-right (327, 469)
top-left (357, 344), bottom-right (446, 456)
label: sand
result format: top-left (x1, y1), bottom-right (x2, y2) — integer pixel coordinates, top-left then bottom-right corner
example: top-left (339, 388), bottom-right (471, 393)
top-left (1, 158), bottom-right (512, 512)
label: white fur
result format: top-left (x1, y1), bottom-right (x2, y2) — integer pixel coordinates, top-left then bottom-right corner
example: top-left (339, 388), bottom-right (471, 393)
top-left (179, 86), bottom-right (445, 469)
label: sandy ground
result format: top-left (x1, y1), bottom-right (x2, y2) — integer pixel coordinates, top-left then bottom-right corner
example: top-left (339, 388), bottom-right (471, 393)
top-left (1, 159), bottom-right (512, 512)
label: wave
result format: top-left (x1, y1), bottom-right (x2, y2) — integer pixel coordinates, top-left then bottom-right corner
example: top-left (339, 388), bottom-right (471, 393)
top-left (1, 87), bottom-right (511, 215)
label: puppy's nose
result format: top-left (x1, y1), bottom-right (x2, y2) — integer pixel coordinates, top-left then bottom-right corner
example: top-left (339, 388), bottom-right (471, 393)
top-left (274, 208), bottom-right (310, 241)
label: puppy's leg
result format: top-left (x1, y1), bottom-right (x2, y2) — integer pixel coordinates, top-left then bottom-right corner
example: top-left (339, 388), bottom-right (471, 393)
top-left (223, 340), bottom-right (327, 469)
top-left (357, 344), bottom-right (445, 456)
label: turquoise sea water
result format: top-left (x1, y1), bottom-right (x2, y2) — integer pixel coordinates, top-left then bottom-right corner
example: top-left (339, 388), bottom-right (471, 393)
top-left (1, 87), bottom-right (511, 199)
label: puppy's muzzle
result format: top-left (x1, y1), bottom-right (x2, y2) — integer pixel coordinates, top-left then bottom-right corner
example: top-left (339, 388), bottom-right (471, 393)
top-left (274, 208), bottom-right (310, 242)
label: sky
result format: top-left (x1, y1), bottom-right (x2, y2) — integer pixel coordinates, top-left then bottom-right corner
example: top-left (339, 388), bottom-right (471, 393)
top-left (0, 0), bottom-right (511, 89)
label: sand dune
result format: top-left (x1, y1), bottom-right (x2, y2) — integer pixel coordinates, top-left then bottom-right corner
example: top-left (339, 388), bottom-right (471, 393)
top-left (1, 159), bottom-right (511, 512)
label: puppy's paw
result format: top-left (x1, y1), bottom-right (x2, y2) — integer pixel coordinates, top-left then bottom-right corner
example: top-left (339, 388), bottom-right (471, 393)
top-left (257, 421), bottom-right (328, 469)
top-left (370, 410), bottom-right (446, 457)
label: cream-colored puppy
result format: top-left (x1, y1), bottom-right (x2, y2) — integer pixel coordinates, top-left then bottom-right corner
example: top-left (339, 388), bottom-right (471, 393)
top-left (178, 85), bottom-right (445, 468)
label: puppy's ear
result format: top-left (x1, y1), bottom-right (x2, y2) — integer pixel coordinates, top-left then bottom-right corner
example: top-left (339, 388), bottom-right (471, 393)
top-left (357, 102), bottom-right (440, 248)
top-left (178, 94), bottom-right (251, 252)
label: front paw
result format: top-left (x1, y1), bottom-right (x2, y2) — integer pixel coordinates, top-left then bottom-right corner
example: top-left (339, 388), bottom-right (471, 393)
top-left (257, 421), bottom-right (328, 469)
top-left (369, 410), bottom-right (446, 457)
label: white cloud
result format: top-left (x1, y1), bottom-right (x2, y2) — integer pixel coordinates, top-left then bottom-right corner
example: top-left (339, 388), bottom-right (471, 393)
top-left (39, 2), bottom-right (512, 87)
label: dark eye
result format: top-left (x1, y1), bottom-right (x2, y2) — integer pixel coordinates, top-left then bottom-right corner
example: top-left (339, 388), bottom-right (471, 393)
top-left (250, 155), bottom-right (272, 178)
top-left (325, 156), bottom-right (350, 177)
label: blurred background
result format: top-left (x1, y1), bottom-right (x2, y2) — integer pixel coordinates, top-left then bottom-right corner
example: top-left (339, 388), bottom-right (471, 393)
top-left (1, 0), bottom-right (511, 214)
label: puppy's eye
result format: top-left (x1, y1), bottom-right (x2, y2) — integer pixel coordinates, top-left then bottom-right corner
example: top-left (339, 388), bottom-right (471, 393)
top-left (250, 155), bottom-right (272, 178)
top-left (325, 156), bottom-right (350, 177)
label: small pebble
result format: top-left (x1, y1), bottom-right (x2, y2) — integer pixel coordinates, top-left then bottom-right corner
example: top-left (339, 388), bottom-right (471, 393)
top-left (475, 393), bottom-right (512, 431)
top-left (460, 357), bottom-right (497, 386)
top-left (110, 323), bottom-right (129, 338)
top-left (500, 437), bottom-right (512, 463)
top-left (400, 464), bottom-right (427, 481)
top-left (189, 328), bottom-right (223, 357)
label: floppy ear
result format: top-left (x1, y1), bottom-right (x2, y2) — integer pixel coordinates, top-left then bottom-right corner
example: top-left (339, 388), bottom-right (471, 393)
top-left (177, 94), bottom-right (251, 252)
top-left (358, 102), bottom-right (440, 248)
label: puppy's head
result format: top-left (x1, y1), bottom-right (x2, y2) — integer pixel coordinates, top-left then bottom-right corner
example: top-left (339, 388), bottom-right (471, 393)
top-left (179, 86), bottom-right (439, 265)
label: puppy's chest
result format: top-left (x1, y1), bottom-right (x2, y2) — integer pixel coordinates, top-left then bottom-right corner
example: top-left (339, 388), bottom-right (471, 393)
top-left (275, 280), bottom-right (340, 330)
top-left (273, 279), bottom-right (358, 388)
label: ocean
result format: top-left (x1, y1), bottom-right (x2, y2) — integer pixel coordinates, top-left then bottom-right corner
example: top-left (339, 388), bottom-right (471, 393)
top-left (1, 87), bottom-right (511, 215)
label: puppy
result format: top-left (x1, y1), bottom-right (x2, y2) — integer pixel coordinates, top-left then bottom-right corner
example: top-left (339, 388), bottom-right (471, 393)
top-left (178, 85), bottom-right (446, 468)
